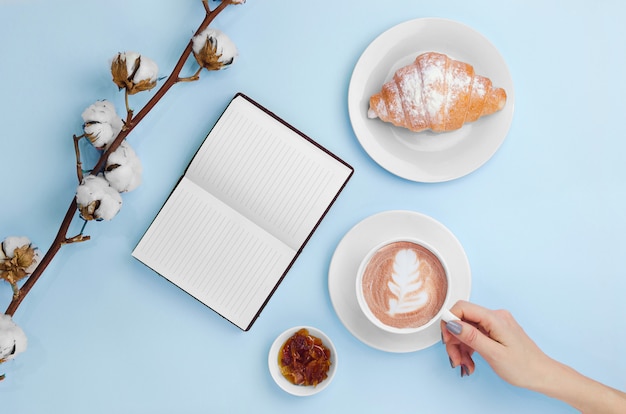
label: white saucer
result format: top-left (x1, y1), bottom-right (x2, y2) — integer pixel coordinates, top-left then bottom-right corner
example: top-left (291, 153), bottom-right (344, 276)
top-left (328, 210), bottom-right (471, 353)
top-left (348, 18), bottom-right (515, 182)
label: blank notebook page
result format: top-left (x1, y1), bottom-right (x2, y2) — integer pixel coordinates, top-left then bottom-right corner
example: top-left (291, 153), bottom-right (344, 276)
top-left (132, 178), bottom-right (295, 330)
top-left (185, 95), bottom-right (352, 250)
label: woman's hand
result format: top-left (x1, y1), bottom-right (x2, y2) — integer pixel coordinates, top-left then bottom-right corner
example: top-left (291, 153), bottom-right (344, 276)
top-left (441, 300), bottom-right (552, 388)
top-left (441, 300), bottom-right (626, 414)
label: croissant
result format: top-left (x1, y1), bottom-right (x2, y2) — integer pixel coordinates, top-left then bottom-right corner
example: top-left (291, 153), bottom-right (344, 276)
top-left (367, 52), bottom-right (507, 133)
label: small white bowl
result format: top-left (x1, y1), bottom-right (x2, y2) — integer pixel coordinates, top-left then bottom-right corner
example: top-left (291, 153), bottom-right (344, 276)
top-left (268, 326), bottom-right (337, 396)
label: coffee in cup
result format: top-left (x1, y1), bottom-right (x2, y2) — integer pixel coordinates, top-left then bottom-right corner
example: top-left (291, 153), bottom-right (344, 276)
top-left (356, 239), bottom-right (451, 333)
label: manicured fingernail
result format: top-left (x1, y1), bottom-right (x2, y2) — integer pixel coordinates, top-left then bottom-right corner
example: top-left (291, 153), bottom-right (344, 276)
top-left (441, 331), bottom-right (445, 344)
top-left (446, 320), bottom-right (462, 335)
top-left (461, 365), bottom-right (470, 377)
top-left (449, 357), bottom-right (455, 368)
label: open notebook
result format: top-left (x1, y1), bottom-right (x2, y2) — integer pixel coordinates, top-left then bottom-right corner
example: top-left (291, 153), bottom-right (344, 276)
top-left (132, 93), bottom-right (353, 330)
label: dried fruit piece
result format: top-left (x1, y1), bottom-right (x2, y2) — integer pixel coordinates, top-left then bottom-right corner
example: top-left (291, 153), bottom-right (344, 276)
top-left (278, 328), bottom-right (331, 387)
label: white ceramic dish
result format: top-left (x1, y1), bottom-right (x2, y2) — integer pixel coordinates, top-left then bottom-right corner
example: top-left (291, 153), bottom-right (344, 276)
top-left (348, 18), bottom-right (515, 182)
top-left (268, 326), bottom-right (337, 396)
top-left (328, 210), bottom-right (471, 353)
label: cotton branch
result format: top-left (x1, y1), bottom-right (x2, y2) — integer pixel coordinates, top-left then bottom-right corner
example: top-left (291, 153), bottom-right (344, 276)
top-left (4, 0), bottom-right (235, 317)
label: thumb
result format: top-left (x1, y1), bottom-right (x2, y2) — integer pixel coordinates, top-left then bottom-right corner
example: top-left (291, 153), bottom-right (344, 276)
top-left (446, 320), bottom-right (501, 357)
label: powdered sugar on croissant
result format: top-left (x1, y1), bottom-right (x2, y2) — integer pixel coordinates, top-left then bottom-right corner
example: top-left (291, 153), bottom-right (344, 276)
top-left (368, 52), bottom-right (507, 133)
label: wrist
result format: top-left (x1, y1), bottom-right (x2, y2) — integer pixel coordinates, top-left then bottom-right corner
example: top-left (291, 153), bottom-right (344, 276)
top-left (527, 356), bottom-right (572, 396)
top-left (530, 358), bottom-right (626, 413)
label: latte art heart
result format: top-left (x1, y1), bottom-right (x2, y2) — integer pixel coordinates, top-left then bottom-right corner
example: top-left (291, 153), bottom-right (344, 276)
top-left (361, 241), bottom-right (447, 330)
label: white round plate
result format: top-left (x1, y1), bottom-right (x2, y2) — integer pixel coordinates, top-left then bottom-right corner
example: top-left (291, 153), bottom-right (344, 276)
top-left (268, 326), bottom-right (337, 396)
top-left (348, 18), bottom-right (515, 182)
top-left (328, 210), bottom-right (471, 353)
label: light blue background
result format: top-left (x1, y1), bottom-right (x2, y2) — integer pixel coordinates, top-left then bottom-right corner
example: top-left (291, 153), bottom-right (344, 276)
top-left (1, 1), bottom-right (625, 413)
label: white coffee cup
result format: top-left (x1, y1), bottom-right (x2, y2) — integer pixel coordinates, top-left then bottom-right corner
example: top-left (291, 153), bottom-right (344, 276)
top-left (355, 237), bottom-right (459, 334)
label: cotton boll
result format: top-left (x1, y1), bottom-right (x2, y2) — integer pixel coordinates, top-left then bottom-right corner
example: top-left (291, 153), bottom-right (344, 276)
top-left (81, 100), bottom-right (121, 125)
top-left (75, 175), bottom-right (123, 221)
top-left (1, 237), bottom-right (40, 274)
top-left (83, 122), bottom-right (116, 149)
top-left (192, 28), bottom-right (238, 71)
top-left (1, 237), bottom-right (32, 259)
top-left (0, 314), bottom-right (27, 361)
top-left (104, 141), bottom-right (143, 192)
top-left (128, 52), bottom-right (158, 84)
top-left (81, 100), bottom-right (124, 149)
top-left (0, 236), bottom-right (40, 291)
top-left (24, 250), bottom-right (40, 274)
top-left (111, 51), bottom-right (159, 95)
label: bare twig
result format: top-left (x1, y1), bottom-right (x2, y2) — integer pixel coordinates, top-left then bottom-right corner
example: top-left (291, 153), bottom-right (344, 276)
top-left (62, 234), bottom-right (91, 245)
top-left (73, 134), bottom-right (85, 183)
top-left (178, 67), bottom-right (203, 83)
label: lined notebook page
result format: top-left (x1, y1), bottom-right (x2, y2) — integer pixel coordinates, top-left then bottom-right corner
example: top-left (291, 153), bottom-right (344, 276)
top-left (186, 95), bottom-right (352, 250)
top-left (132, 178), bottom-right (295, 330)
